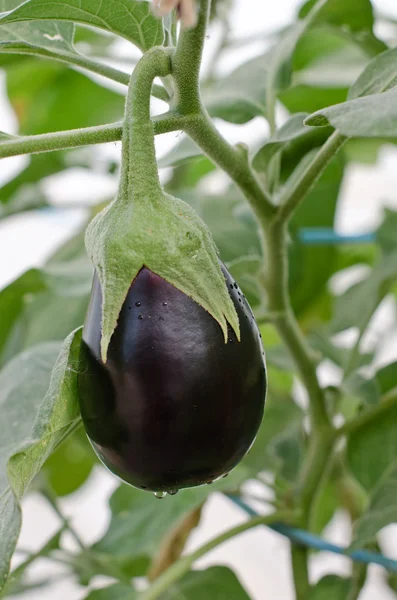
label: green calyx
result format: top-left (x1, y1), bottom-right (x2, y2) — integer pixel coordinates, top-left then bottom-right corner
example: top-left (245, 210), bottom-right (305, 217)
top-left (85, 46), bottom-right (240, 362)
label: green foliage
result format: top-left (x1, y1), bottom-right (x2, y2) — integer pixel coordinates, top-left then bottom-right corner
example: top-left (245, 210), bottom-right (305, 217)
top-left (203, 54), bottom-right (268, 124)
top-left (309, 575), bottom-right (351, 599)
top-left (0, 0), bottom-right (164, 51)
top-left (92, 469), bottom-right (247, 564)
top-left (42, 427), bottom-right (96, 496)
top-left (347, 403), bottom-right (397, 492)
top-left (7, 60), bottom-right (125, 135)
top-left (83, 584), bottom-right (136, 600)
top-left (0, 330), bottom-right (81, 589)
top-left (159, 566), bottom-right (252, 599)
top-left (306, 45), bottom-right (397, 136)
top-left (353, 459), bottom-right (397, 548)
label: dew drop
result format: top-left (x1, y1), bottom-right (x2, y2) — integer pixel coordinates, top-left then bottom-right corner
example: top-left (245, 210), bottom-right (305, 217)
top-left (163, 302), bottom-right (168, 306)
top-left (223, 473), bottom-right (229, 479)
top-left (234, 283), bottom-right (238, 289)
top-left (154, 491), bottom-right (167, 499)
top-left (135, 301), bottom-right (141, 307)
top-left (229, 284), bottom-right (234, 289)
top-left (168, 489), bottom-right (179, 496)
top-left (138, 315), bottom-right (144, 320)
top-left (207, 481), bottom-right (213, 485)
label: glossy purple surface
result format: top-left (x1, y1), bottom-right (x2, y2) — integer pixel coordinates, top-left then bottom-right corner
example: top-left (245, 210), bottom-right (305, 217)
top-left (78, 266), bottom-right (266, 492)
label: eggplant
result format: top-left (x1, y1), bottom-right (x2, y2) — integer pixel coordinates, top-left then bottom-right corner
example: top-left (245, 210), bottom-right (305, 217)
top-left (78, 265), bottom-right (266, 494)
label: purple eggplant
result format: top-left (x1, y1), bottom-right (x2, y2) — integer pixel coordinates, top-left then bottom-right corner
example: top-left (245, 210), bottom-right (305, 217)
top-left (78, 265), bottom-right (266, 494)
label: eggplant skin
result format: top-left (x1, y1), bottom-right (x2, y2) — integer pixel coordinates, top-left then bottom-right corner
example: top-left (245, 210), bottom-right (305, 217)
top-left (78, 265), bottom-right (266, 493)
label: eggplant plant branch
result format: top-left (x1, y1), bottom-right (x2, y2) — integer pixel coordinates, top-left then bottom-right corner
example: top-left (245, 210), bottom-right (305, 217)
top-left (0, 112), bottom-right (185, 159)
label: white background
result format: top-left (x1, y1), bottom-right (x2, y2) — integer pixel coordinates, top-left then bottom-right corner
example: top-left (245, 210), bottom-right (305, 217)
top-left (2, 0), bottom-right (397, 598)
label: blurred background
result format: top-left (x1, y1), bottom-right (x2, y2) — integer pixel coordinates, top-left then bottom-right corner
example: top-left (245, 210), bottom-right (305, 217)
top-left (2, 0), bottom-right (397, 598)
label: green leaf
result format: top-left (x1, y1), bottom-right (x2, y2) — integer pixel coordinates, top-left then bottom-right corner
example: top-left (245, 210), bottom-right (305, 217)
top-left (377, 209), bottom-right (397, 256)
top-left (265, 0), bottom-right (331, 115)
top-left (0, 0), bottom-right (164, 52)
top-left (86, 191), bottom-right (240, 361)
top-left (347, 401), bottom-right (397, 493)
top-left (253, 113), bottom-right (310, 173)
top-left (299, 0), bottom-right (385, 55)
top-left (0, 269), bottom-right (46, 364)
top-left (242, 391), bottom-right (303, 476)
top-left (3, 291), bottom-right (88, 361)
top-left (343, 371), bottom-right (380, 408)
top-left (309, 575), bottom-right (351, 599)
top-left (0, 20), bottom-right (75, 52)
top-left (280, 84), bottom-right (347, 115)
top-left (331, 250), bottom-right (397, 333)
top-left (203, 54), bottom-right (268, 124)
top-left (312, 479), bottom-right (340, 534)
top-left (160, 566), bottom-right (252, 600)
top-left (305, 88), bottom-right (397, 137)
top-left (93, 469), bottom-right (248, 563)
top-left (83, 584), bottom-right (136, 600)
top-left (376, 362), bottom-right (397, 395)
top-left (0, 329), bottom-right (82, 591)
top-left (353, 459), bottom-right (397, 547)
top-left (305, 43), bottom-right (397, 136)
top-left (293, 44), bottom-right (368, 90)
top-left (349, 47), bottom-right (397, 99)
top-left (289, 155), bottom-right (344, 316)
top-left (42, 427), bottom-right (96, 496)
top-left (7, 59), bottom-right (125, 135)
top-left (83, 567), bottom-right (252, 600)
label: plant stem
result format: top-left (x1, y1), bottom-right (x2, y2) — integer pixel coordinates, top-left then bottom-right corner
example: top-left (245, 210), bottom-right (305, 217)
top-left (0, 112), bottom-right (183, 159)
top-left (183, 112), bottom-right (276, 222)
top-left (291, 545), bottom-right (310, 600)
top-left (264, 220), bottom-right (330, 429)
top-left (120, 47), bottom-right (172, 201)
top-left (338, 388), bottom-right (397, 437)
top-left (172, 0), bottom-right (275, 223)
top-left (140, 511), bottom-right (294, 600)
top-left (277, 131), bottom-right (347, 221)
top-left (171, 0), bottom-right (210, 114)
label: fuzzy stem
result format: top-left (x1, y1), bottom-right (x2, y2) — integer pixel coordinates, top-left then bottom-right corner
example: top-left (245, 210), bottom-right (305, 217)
top-left (119, 47), bottom-right (173, 202)
top-left (0, 112), bottom-right (183, 160)
top-left (171, 0), bottom-right (211, 114)
top-left (264, 220), bottom-right (331, 430)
